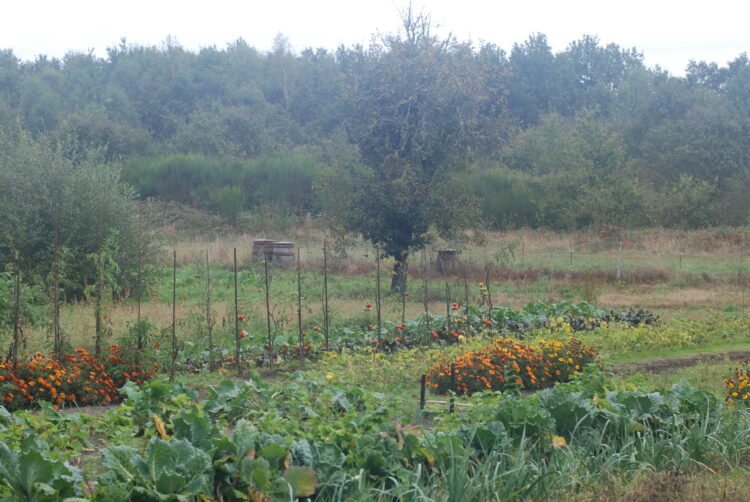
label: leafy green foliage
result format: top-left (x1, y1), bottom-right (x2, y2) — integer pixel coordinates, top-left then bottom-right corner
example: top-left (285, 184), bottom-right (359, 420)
top-left (0, 26), bottom-right (749, 231)
top-left (0, 271), bottom-right (46, 345)
top-left (2, 364), bottom-right (750, 501)
top-left (122, 153), bottom-right (326, 221)
top-left (99, 440), bottom-right (212, 500)
top-left (328, 10), bottom-right (509, 290)
top-left (0, 125), bottom-right (156, 299)
top-left (119, 379), bottom-right (197, 432)
top-left (573, 314), bottom-right (750, 356)
top-left (0, 439), bottom-right (82, 501)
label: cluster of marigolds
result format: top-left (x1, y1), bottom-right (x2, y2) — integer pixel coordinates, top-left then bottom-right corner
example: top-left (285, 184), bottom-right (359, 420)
top-left (0, 345), bottom-right (157, 411)
top-left (426, 337), bottom-right (598, 395)
top-left (724, 361), bottom-right (750, 406)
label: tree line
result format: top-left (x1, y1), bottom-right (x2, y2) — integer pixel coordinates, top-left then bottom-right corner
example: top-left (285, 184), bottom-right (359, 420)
top-left (1, 12), bottom-right (750, 304)
top-left (0, 29), bottom-right (748, 230)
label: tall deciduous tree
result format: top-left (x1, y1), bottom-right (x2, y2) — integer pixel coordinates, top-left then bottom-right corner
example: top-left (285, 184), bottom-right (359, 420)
top-left (332, 8), bottom-right (508, 291)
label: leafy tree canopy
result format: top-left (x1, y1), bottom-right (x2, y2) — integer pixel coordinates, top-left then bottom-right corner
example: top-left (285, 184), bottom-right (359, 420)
top-left (329, 8), bottom-right (509, 290)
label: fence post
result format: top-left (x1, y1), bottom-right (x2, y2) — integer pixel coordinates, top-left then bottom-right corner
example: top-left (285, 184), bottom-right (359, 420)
top-left (445, 281), bottom-right (450, 318)
top-left (484, 264), bottom-right (493, 311)
top-left (376, 246), bottom-right (382, 346)
top-left (169, 249), bottom-right (177, 382)
top-left (569, 248), bottom-right (574, 273)
top-left (206, 249), bottom-right (214, 372)
top-left (463, 265), bottom-right (470, 318)
top-left (419, 374), bottom-right (426, 410)
top-left (297, 247), bottom-right (304, 366)
top-left (323, 240), bottom-right (330, 350)
top-left (11, 252), bottom-right (20, 367)
top-left (422, 249), bottom-right (431, 343)
top-left (234, 248), bottom-right (241, 376)
top-left (449, 363), bottom-right (456, 414)
top-left (263, 248), bottom-right (272, 366)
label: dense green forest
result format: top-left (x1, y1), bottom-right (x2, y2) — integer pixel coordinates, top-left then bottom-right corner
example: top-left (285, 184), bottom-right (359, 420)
top-left (1, 28), bottom-right (749, 229)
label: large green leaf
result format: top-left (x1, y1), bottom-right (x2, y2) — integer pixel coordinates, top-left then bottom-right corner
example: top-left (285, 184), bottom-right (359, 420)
top-left (540, 389), bottom-right (598, 436)
top-left (231, 419), bottom-right (258, 458)
top-left (15, 450), bottom-right (81, 501)
top-left (282, 466), bottom-right (317, 497)
top-left (239, 457), bottom-right (271, 491)
top-left (0, 406), bottom-right (13, 428)
top-left (101, 444), bottom-right (144, 484)
top-left (172, 408), bottom-right (218, 452)
top-left (258, 443), bottom-right (286, 470)
top-left (146, 439), bottom-right (212, 495)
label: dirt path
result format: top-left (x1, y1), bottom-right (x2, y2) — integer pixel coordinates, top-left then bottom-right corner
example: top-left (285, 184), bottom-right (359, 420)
top-left (614, 350), bottom-right (750, 375)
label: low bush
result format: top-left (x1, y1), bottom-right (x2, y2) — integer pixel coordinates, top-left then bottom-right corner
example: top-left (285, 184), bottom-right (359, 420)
top-left (725, 360), bottom-right (750, 406)
top-left (0, 345), bottom-right (157, 410)
top-left (426, 337), bottom-right (599, 395)
top-left (573, 314), bottom-right (750, 356)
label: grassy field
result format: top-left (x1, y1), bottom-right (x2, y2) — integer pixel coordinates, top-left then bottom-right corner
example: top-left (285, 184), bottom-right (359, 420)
top-left (22, 227), bottom-right (747, 352)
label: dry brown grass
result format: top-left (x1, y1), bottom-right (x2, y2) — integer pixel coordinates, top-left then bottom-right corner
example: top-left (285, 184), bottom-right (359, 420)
top-left (166, 227), bottom-right (746, 273)
top-left (572, 470), bottom-right (750, 502)
top-left (598, 285), bottom-right (742, 310)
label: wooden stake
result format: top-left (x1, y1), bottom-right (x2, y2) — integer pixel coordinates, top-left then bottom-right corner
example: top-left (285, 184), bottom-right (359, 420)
top-left (741, 242), bottom-right (746, 315)
top-left (263, 248), bottom-right (273, 364)
top-left (234, 248), bottom-right (241, 376)
top-left (323, 240), bottom-right (330, 349)
top-left (449, 363), bottom-right (456, 414)
top-left (52, 244), bottom-right (61, 357)
top-left (297, 247), bottom-right (304, 366)
top-left (11, 252), bottom-right (20, 367)
top-left (376, 246), bottom-right (382, 346)
top-left (206, 249), bottom-right (214, 372)
top-left (484, 264), bottom-right (493, 311)
top-left (135, 208), bottom-right (143, 363)
top-left (94, 247), bottom-right (103, 358)
top-left (422, 249), bottom-right (431, 343)
top-left (463, 265), bottom-right (470, 318)
top-left (445, 280), bottom-right (450, 318)
top-left (419, 374), bottom-right (427, 410)
top-left (169, 249), bottom-right (177, 382)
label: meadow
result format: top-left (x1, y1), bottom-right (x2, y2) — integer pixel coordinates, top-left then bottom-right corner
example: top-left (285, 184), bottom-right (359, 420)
top-left (29, 226), bottom-right (748, 350)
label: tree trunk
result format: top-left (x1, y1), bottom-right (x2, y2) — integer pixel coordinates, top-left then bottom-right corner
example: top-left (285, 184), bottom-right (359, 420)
top-left (390, 251), bottom-right (409, 293)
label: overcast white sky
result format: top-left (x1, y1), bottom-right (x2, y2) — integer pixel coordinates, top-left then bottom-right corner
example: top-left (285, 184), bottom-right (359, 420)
top-left (2, 0), bottom-right (748, 75)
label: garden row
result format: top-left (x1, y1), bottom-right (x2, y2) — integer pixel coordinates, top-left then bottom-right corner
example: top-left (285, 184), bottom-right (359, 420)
top-left (2, 366), bottom-right (750, 501)
top-left (179, 300), bottom-right (658, 370)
